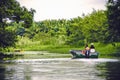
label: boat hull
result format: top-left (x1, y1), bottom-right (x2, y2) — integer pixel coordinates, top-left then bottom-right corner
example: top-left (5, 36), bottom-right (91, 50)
top-left (70, 50), bottom-right (99, 58)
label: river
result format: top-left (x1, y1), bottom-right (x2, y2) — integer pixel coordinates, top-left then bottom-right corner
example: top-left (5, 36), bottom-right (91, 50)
top-left (0, 58), bottom-right (120, 80)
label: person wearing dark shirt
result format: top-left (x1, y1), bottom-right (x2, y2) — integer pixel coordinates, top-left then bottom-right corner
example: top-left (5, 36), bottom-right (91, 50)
top-left (84, 44), bottom-right (90, 58)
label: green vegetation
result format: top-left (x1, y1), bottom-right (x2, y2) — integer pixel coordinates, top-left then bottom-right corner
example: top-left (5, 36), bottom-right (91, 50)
top-left (107, 0), bottom-right (120, 42)
top-left (0, 0), bottom-right (120, 59)
top-left (16, 39), bottom-right (120, 58)
top-left (0, 0), bottom-right (35, 49)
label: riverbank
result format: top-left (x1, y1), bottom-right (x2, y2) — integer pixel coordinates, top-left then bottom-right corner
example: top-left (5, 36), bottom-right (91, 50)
top-left (14, 51), bottom-right (71, 59)
top-left (1, 42), bottom-right (120, 60)
top-left (0, 51), bottom-right (71, 60)
top-left (15, 42), bottom-right (120, 58)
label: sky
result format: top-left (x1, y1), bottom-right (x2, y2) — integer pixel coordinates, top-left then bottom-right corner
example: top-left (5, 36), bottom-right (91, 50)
top-left (17, 0), bottom-right (107, 21)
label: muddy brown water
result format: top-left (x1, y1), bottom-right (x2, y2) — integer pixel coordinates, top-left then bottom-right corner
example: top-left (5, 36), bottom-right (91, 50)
top-left (0, 58), bottom-right (120, 80)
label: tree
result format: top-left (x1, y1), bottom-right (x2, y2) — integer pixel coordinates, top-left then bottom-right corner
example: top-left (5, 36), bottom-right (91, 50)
top-left (0, 29), bottom-right (17, 48)
top-left (65, 17), bottom-right (85, 46)
top-left (81, 10), bottom-right (108, 43)
top-left (0, 0), bottom-right (35, 49)
top-left (107, 0), bottom-right (120, 42)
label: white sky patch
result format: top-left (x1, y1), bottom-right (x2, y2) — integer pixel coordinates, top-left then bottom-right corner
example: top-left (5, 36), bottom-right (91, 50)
top-left (17, 0), bottom-right (107, 21)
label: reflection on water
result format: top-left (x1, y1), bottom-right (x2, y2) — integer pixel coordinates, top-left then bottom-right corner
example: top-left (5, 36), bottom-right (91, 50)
top-left (0, 58), bottom-right (120, 80)
top-left (97, 62), bottom-right (120, 80)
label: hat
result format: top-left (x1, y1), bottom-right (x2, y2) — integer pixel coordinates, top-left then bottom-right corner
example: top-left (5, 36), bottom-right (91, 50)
top-left (91, 43), bottom-right (94, 45)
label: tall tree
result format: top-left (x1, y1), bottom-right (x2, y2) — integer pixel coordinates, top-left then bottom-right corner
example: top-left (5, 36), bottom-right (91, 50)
top-left (81, 10), bottom-right (108, 43)
top-left (0, 0), bottom-right (35, 48)
top-left (107, 0), bottom-right (120, 42)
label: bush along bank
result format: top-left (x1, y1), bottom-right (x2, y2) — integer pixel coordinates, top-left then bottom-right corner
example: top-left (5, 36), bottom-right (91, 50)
top-left (15, 42), bottom-right (120, 58)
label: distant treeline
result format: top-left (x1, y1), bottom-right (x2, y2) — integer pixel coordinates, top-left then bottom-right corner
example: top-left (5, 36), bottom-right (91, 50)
top-left (7, 10), bottom-right (108, 46)
top-left (0, 0), bottom-right (120, 50)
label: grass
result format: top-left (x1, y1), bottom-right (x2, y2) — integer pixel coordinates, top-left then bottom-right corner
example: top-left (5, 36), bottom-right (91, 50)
top-left (3, 43), bottom-right (120, 60)
top-left (13, 38), bottom-right (120, 59)
top-left (95, 43), bottom-right (120, 58)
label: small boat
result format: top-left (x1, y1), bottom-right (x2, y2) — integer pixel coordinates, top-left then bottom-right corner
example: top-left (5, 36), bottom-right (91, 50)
top-left (70, 50), bottom-right (99, 58)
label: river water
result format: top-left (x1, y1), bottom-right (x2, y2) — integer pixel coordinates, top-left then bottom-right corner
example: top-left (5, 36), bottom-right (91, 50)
top-left (0, 58), bottom-right (120, 80)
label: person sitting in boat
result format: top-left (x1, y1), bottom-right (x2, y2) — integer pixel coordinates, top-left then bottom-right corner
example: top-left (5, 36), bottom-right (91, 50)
top-left (85, 44), bottom-right (90, 50)
top-left (90, 43), bottom-right (95, 53)
top-left (84, 44), bottom-right (90, 58)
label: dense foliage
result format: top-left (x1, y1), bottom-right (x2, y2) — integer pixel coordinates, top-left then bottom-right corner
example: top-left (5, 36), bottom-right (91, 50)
top-left (0, 0), bottom-right (35, 49)
top-left (0, 0), bottom-right (120, 52)
top-left (14, 10), bottom-right (108, 47)
top-left (107, 0), bottom-right (120, 42)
